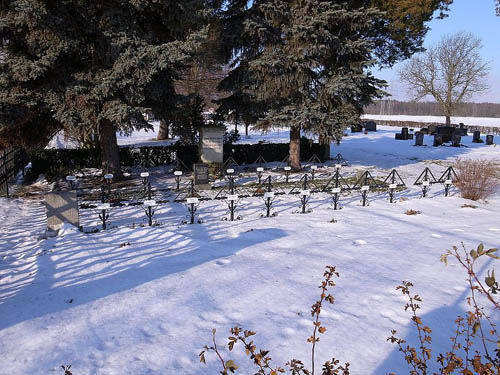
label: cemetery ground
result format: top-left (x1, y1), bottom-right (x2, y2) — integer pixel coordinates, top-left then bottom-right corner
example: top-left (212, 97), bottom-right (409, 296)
top-left (1, 126), bottom-right (500, 375)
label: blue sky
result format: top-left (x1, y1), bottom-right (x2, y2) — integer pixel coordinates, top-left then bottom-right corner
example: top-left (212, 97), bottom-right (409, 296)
top-left (375, 0), bottom-right (500, 103)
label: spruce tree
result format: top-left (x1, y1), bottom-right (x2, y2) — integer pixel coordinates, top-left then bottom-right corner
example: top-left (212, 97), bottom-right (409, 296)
top-left (218, 0), bottom-right (452, 169)
top-left (0, 0), bottom-right (219, 177)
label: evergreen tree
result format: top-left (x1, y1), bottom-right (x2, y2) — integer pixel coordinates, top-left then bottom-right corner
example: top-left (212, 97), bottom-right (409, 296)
top-left (0, 0), bottom-right (219, 177)
top-left (218, 0), bottom-right (452, 169)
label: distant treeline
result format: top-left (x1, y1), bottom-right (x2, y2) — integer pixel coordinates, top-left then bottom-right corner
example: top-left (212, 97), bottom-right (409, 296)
top-left (364, 100), bottom-right (500, 118)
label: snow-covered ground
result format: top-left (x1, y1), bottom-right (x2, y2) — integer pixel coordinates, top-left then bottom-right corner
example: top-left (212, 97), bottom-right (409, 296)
top-left (47, 114), bottom-right (500, 150)
top-left (362, 114), bottom-right (500, 127)
top-left (1, 126), bottom-right (500, 375)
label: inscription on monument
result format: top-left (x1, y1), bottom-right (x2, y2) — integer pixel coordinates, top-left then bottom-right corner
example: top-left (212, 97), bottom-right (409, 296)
top-left (200, 127), bottom-right (224, 164)
top-left (193, 163), bottom-right (210, 190)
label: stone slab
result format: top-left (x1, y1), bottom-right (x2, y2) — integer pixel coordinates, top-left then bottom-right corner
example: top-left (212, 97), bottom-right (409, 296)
top-left (193, 163), bottom-right (211, 190)
top-left (45, 191), bottom-right (79, 231)
top-left (200, 127), bottom-right (224, 164)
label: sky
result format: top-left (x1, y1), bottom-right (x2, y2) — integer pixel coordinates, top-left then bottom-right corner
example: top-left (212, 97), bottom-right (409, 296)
top-left (375, 0), bottom-right (500, 103)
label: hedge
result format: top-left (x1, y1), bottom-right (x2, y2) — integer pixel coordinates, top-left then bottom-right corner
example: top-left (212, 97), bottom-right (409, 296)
top-left (28, 141), bottom-right (328, 180)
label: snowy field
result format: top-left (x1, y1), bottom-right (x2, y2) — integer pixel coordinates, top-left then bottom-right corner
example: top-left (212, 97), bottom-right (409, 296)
top-left (362, 114), bottom-right (500, 127)
top-left (1, 126), bottom-right (500, 375)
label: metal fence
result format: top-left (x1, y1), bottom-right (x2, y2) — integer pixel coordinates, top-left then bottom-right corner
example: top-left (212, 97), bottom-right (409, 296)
top-left (67, 162), bottom-right (459, 230)
top-left (0, 148), bottom-right (27, 197)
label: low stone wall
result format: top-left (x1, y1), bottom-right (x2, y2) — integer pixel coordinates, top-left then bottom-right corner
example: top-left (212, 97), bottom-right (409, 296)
top-left (363, 118), bottom-right (500, 135)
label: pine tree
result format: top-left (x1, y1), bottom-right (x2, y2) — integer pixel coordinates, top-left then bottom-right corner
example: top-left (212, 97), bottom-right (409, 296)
top-left (0, 0), bottom-right (219, 177)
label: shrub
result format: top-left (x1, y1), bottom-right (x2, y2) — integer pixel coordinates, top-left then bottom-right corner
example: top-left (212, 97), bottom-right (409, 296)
top-left (28, 142), bottom-right (329, 181)
top-left (454, 158), bottom-right (499, 201)
top-left (200, 266), bottom-right (349, 375)
top-left (389, 243), bottom-right (500, 375)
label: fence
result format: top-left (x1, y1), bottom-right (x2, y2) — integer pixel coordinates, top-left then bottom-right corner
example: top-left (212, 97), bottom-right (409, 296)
top-left (0, 148), bottom-right (27, 197)
top-left (62, 160), bottom-right (460, 230)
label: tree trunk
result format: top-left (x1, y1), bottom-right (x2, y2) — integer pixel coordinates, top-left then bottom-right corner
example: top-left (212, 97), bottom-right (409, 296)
top-left (157, 119), bottom-right (169, 140)
top-left (234, 115), bottom-right (238, 133)
top-left (318, 134), bottom-right (331, 160)
top-left (445, 114), bottom-right (451, 126)
top-left (245, 122), bottom-right (249, 137)
top-left (289, 125), bottom-right (301, 171)
top-left (99, 118), bottom-right (122, 179)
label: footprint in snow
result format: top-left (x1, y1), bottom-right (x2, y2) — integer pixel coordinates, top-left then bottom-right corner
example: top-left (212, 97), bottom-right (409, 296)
top-left (489, 228), bottom-right (500, 232)
top-left (216, 259), bottom-right (231, 266)
top-left (353, 239), bottom-right (367, 246)
top-left (431, 234), bottom-right (442, 238)
top-left (452, 229), bottom-right (464, 232)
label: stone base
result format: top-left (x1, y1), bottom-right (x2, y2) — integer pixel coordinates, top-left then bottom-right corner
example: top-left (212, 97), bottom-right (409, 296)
top-left (194, 184), bottom-right (211, 191)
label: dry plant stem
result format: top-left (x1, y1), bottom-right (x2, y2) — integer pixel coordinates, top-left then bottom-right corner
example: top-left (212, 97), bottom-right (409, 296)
top-left (409, 293), bottom-right (428, 369)
top-left (309, 267), bottom-right (338, 375)
top-left (450, 243), bottom-right (500, 367)
top-left (454, 246), bottom-right (500, 310)
top-left (395, 338), bottom-right (422, 375)
top-left (442, 318), bottom-right (464, 373)
top-left (311, 297), bottom-right (323, 375)
top-left (213, 331), bottom-right (226, 370)
top-left (464, 315), bottom-right (472, 373)
top-left (467, 269), bottom-right (494, 364)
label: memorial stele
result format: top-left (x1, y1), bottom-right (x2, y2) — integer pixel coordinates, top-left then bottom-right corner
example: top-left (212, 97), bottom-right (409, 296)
top-left (45, 190), bottom-right (80, 232)
top-left (200, 127), bottom-right (224, 164)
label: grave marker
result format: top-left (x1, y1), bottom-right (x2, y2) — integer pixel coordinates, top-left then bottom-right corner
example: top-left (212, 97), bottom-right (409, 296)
top-left (364, 121), bottom-right (377, 131)
top-left (200, 127), bottom-right (224, 163)
top-left (350, 124), bottom-right (363, 133)
top-left (414, 132), bottom-right (424, 146)
top-left (472, 131), bottom-right (483, 143)
top-left (451, 134), bottom-right (461, 147)
top-left (486, 135), bottom-right (494, 145)
top-left (437, 126), bottom-right (455, 142)
top-left (45, 191), bottom-right (80, 232)
top-left (433, 134), bottom-right (443, 147)
top-left (193, 163), bottom-right (210, 190)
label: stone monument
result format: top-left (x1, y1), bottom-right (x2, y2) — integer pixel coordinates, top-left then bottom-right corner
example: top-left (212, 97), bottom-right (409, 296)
top-left (193, 163), bottom-right (210, 190)
top-left (472, 131), bottom-right (483, 143)
top-left (45, 191), bottom-right (80, 232)
top-left (200, 127), bottom-right (224, 164)
top-left (433, 134), bottom-right (443, 147)
top-left (451, 134), bottom-right (461, 147)
top-left (414, 132), bottom-right (424, 146)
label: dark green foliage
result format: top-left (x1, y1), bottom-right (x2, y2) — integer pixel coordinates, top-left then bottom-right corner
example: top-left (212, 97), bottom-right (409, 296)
top-left (223, 129), bottom-right (241, 145)
top-left (169, 95), bottom-right (206, 145)
top-left (217, 0), bottom-right (389, 167)
top-left (217, 0), bottom-right (453, 164)
top-left (0, 0), bottom-right (221, 174)
top-left (28, 141), bottom-right (328, 180)
top-left (224, 142), bottom-right (329, 165)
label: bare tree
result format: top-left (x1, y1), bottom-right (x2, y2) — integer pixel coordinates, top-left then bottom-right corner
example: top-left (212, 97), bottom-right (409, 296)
top-left (399, 32), bottom-right (489, 125)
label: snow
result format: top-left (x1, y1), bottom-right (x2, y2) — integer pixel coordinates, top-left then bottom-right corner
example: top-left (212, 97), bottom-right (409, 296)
top-left (46, 115), bottom-right (500, 150)
top-left (362, 114), bottom-right (500, 127)
top-left (1, 127), bottom-right (500, 375)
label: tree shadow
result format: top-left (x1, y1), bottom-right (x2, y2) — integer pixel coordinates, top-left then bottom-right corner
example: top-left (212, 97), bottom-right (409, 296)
top-left (0, 218), bottom-right (286, 330)
top-left (375, 261), bottom-right (499, 375)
